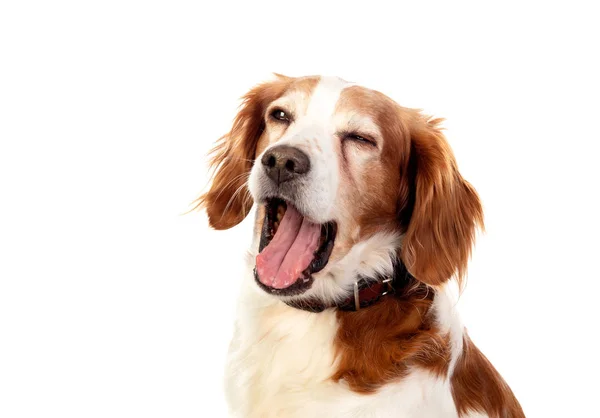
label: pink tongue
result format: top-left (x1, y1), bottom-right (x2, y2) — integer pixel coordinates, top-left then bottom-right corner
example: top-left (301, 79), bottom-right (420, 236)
top-left (256, 205), bottom-right (321, 289)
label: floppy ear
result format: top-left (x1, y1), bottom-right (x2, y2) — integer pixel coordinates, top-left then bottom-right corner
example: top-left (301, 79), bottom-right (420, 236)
top-left (196, 77), bottom-right (290, 229)
top-left (400, 117), bottom-right (484, 287)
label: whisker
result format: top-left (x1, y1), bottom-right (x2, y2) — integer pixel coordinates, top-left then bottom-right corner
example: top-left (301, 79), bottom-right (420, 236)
top-left (220, 183), bottom-right (251, 222)
top-left (211, 171), bottom-right (250, 204)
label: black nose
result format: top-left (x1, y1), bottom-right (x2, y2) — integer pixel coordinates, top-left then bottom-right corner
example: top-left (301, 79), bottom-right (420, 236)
top-left (261, 145), bottom-right (310, 185)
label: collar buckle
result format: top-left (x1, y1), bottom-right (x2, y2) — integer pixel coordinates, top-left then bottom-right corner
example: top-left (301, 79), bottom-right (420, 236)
top-left (353, 277), bottom-right (394, 311)
top-left (353, 280), bottom-right (361, 311)
top-left (380, 277), bottom-right (394, 296)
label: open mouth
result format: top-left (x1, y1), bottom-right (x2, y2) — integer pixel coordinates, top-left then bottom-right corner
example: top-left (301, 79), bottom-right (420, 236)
top-left (254, 198), bottom-right (337, 296)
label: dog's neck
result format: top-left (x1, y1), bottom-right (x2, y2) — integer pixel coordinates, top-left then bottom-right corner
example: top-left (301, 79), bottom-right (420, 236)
top-left (284, 258), bottom-right (417, 313)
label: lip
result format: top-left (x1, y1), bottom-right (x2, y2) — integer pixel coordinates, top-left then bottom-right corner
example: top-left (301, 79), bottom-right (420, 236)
top-left (254, 198), bottom-right (337, 296)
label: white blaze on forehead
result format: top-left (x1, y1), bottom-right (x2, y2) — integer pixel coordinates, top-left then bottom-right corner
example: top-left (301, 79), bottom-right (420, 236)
top-left (249, 76), bottom-right (354, 223)
top-left (284, 76), bottom-right (349, 221)
top-left (304, 76), bottom-right (349, 124)
top-left (281, 76), bottom-right (350, 153)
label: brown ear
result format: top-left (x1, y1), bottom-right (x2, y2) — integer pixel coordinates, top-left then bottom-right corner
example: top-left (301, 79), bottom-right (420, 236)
top-left (400, 117), bottom-right (484, 286)
top-left (196, 77), bottom-right (290, 229)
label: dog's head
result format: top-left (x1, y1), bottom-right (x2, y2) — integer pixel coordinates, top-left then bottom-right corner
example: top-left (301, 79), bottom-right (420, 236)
top-left (199, 75), bottom-right (483, 304)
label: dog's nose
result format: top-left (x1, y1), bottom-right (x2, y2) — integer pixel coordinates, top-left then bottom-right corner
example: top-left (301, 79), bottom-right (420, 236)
top-left (261, 145), bottom-right (310, 185)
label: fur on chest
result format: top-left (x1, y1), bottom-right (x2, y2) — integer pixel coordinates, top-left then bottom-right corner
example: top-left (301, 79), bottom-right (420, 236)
top-left (224, 282), bottom-right (462, 418)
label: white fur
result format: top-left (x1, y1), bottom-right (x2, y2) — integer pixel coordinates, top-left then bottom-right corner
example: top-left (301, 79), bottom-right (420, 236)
top-left (225, 231), bottom-right (470, 417)
top-left (432, 282), bottom-right (465, 374)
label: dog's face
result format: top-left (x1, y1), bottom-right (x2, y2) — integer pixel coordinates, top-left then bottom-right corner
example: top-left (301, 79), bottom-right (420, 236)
top-left (200, 75), bottom-right (483, 304)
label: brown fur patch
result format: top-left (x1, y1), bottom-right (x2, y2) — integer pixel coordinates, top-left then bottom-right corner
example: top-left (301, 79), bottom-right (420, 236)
top-left (332, 280), bottom-right (451, 393)
top-left (334, 86), bottom-right (484, 287)
top-left (451, 334), bottom-right (525, 417)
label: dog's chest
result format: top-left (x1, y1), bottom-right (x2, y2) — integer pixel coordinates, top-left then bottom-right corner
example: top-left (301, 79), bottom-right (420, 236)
top-left (225, 298), bottom-right (460, 418)
top-left (225, 302), bottom-right (340, 417)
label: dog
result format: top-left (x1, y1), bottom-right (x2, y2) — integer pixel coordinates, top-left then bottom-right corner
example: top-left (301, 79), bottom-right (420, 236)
top-left (198, 74), bottom-right (524, 417)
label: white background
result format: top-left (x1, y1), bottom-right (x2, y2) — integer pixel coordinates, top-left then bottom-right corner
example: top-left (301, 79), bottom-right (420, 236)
top-left (1, 1), bottom-right (599, 417)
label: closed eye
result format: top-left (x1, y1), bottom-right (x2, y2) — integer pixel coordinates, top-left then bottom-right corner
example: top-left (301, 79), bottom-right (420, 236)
top-left (343, 132), bottom-right (377, 147)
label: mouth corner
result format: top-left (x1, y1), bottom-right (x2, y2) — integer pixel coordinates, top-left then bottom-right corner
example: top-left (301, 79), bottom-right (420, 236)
top-left (254, 198), bottom-right (337, 296)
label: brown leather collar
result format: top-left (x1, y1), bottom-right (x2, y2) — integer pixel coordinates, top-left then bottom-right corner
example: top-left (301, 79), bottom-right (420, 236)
top-left (284, 260), bottom-right (414, 313)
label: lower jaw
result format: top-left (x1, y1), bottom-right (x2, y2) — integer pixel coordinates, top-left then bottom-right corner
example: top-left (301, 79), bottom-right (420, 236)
top-left (253, 267), bottom-right (315, 297)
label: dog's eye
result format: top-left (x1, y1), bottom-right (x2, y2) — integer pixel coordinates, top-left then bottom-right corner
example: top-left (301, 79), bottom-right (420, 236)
top-left (270, 108), bottom-right (291, 123)
top-left (345, 133), bottom-right (376, 147)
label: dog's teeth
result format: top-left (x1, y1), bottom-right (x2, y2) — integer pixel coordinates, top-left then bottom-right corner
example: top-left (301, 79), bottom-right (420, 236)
top-left (276, 204), bottom-right (286, 221)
